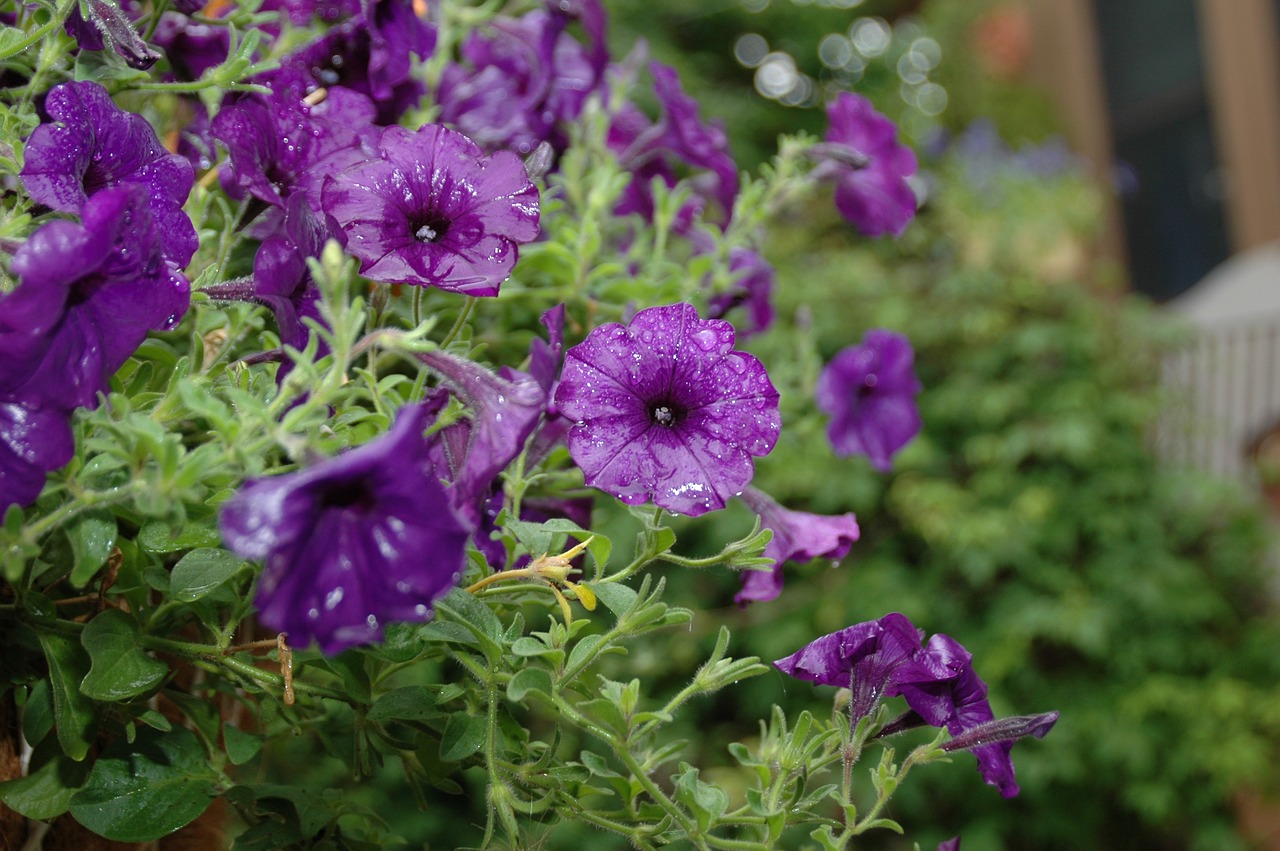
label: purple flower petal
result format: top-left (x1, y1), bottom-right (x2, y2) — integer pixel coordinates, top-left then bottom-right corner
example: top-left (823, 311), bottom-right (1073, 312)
top-left (20, 81), bottom-right (196, 265)
top-left (4, 187), bottom-right (190, 413)
top-left (0, 402), bottom-right (74, 509)
top-left (323, 124), bottom-right (540, 294)
top-left (819, 93), bottom-right (918, 237)
top-left (773, 612), bottom-right (922, 723)
top-left (555, 303), bottom-right (779, 516)
top-left (734, 486), bottom-right (859, 604)
top-left (220, 404), bottom-right (471, 654)
top-left (816, 329), bottom-right (922, 472)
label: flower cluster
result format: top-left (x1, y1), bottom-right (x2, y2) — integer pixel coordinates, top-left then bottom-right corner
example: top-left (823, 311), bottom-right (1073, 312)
top-left (5, 81), bottom-right (194, 508)
top-left (775, 613), bottom-right (1058, 797)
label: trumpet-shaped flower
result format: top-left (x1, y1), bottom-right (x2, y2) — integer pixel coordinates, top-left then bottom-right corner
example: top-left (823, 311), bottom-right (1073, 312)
top-left (816, 329), bottom-right (922, 472)
top-left (219, 404), bottom-right (472, 654)
top-left (734, 486), bottom-right (859, 604)
top-left (816, 92), bottom-right (918, 237)
top-left (322, 123), bottom-right (540, 295)
top-left (554, 303), bottom-right (780, 516)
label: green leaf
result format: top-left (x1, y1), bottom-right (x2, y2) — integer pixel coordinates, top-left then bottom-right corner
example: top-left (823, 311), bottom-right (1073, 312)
top-left (507, 667), bottom-right (553, 703)
top-left (433, 588), bottom-right (504, 659)
top-left (137, 519), bottom-right (221, 553)
top-left (586, 582), bottom-right (636, 618)
top-left (65, 509), bottom-right (117, 587)
top-left (439, 713), bottom-right (487, 762)
top-left (0, 739), bottom-right (90, 820)
top-left (223, 724), bottom-right (262, 766)
top-left (70, 726), bottom-right (217, 842)
top-left (33, 625), bottom-right (98, 761)
top-left (368, 686), bottom-right (443, 725)
top-left (79, 610), bottom-right (168, 701)
top-left (169, 547), bottom-right (246, 602)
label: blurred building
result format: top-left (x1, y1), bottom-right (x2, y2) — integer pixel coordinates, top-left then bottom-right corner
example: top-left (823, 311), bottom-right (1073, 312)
top-left (1025, 0), bottom-right (1280, 479)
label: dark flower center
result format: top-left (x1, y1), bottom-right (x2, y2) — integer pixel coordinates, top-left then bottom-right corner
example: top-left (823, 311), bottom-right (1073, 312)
top-left (412, 213), bottom-right (451, 243)
top-left (857, 373), bottom-right (879, 398)
top-left (319, 479), bottom-right (378, 512)
top-left (649, 400), bottom-right (685, 428)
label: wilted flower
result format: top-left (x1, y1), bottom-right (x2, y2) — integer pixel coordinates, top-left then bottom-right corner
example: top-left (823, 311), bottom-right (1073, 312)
top-left (814, 92), bottom-right (917, 237)
top-left (816, 329), bottom-right (922, 472)
top-left (3, 186), bottom-right (191, 413)
top-left (0, 402), bottom-right (74, 509)
top-left (554, 303), bottom-right (780, 516)
top-left (219, 404), bottom-right (472, 654)
top-left (322, 123), bottom-right (540, 294)
top-left (20, 81), bottom-right (196, 265)
top-left (734, 486), bottom-right (859, 604)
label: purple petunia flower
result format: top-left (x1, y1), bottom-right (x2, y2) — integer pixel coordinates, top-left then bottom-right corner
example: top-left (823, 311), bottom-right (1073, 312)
top-left (0, 402), bottom-right (75, 509)
top-left (268, 0), bottom-right (434, 124)
top-left (816, 329), bottom-right (922, 473)
top-left (20, 81), bottom-right (196, 265)
top-left (776, 614), bottom-right (1058, 797)
top-left (212, 73), bottom-right (376, 213)
top-left (814, 92), bottom-right (917, 238)
top-left (734, 486), bottom-right (859, 605)
top-left (65, 0), bottom-right (160, 69)
top-left (3, 186), bottom-right (191, 413)
top-left (610, 64), bottom-right (740, 229)
top-left (322, 123), bottom-right (540, 295)
top-left (774, 612), bottom-right (922, 724)
top-left (554, 303), bottom-right (780, 516)
top-left (219, 404), bottom-right (472, 654)
top-left (436, 1), bottom-right (608, 157)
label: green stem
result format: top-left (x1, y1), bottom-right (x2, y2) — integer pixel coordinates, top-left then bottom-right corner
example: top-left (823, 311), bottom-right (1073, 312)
top-left (439, 297), bottom-right (476, 348)
top-left (616, 747), bottom-right (709, 850)
top-left (0, 0), bottom-right (77, 63)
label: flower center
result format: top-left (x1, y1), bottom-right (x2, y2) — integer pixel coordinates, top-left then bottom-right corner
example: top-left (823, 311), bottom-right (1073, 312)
top-left (318, 479), bottom-right (377, 513)
top-left (649, 401), bottom-right (684, 428)
top-left (857, 373), bottom-right (878, 398)
top-left (412, 214), bottom-right (451, 243)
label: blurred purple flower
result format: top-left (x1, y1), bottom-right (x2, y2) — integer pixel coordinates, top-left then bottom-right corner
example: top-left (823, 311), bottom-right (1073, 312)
top-left (816, 329), bottom-right (922, 473)
top-left (322, 123), bottom-right (540, 294)
top-left (220, 404), bottom-right (471, 654)
top-left (734, 486), bottom-right (859, 605)
top-left (436, 2), bottom-right (607, 156)
top-left (20, 81), bottom-right (196, 265)
top-left (0, 402), bottom-right (74, 509)
top-left (3, 186), bottom-right (191, 413)
top-left (554, 303), bottom-right (779, 516)
top-left (816, 93), bottom-right (917, 237)
top-left (707, 247), bottom-right (775, 337)
top-left (774, 612), bottom-right (923, 724)
top-left (610, 63), bottom-right (739, 228)
top-left (151, 13), bottom-right (232, 83)
top-left (937, 838), bottom-right (962, 851)
top-left (270, 0), bottom-right (434, 123)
